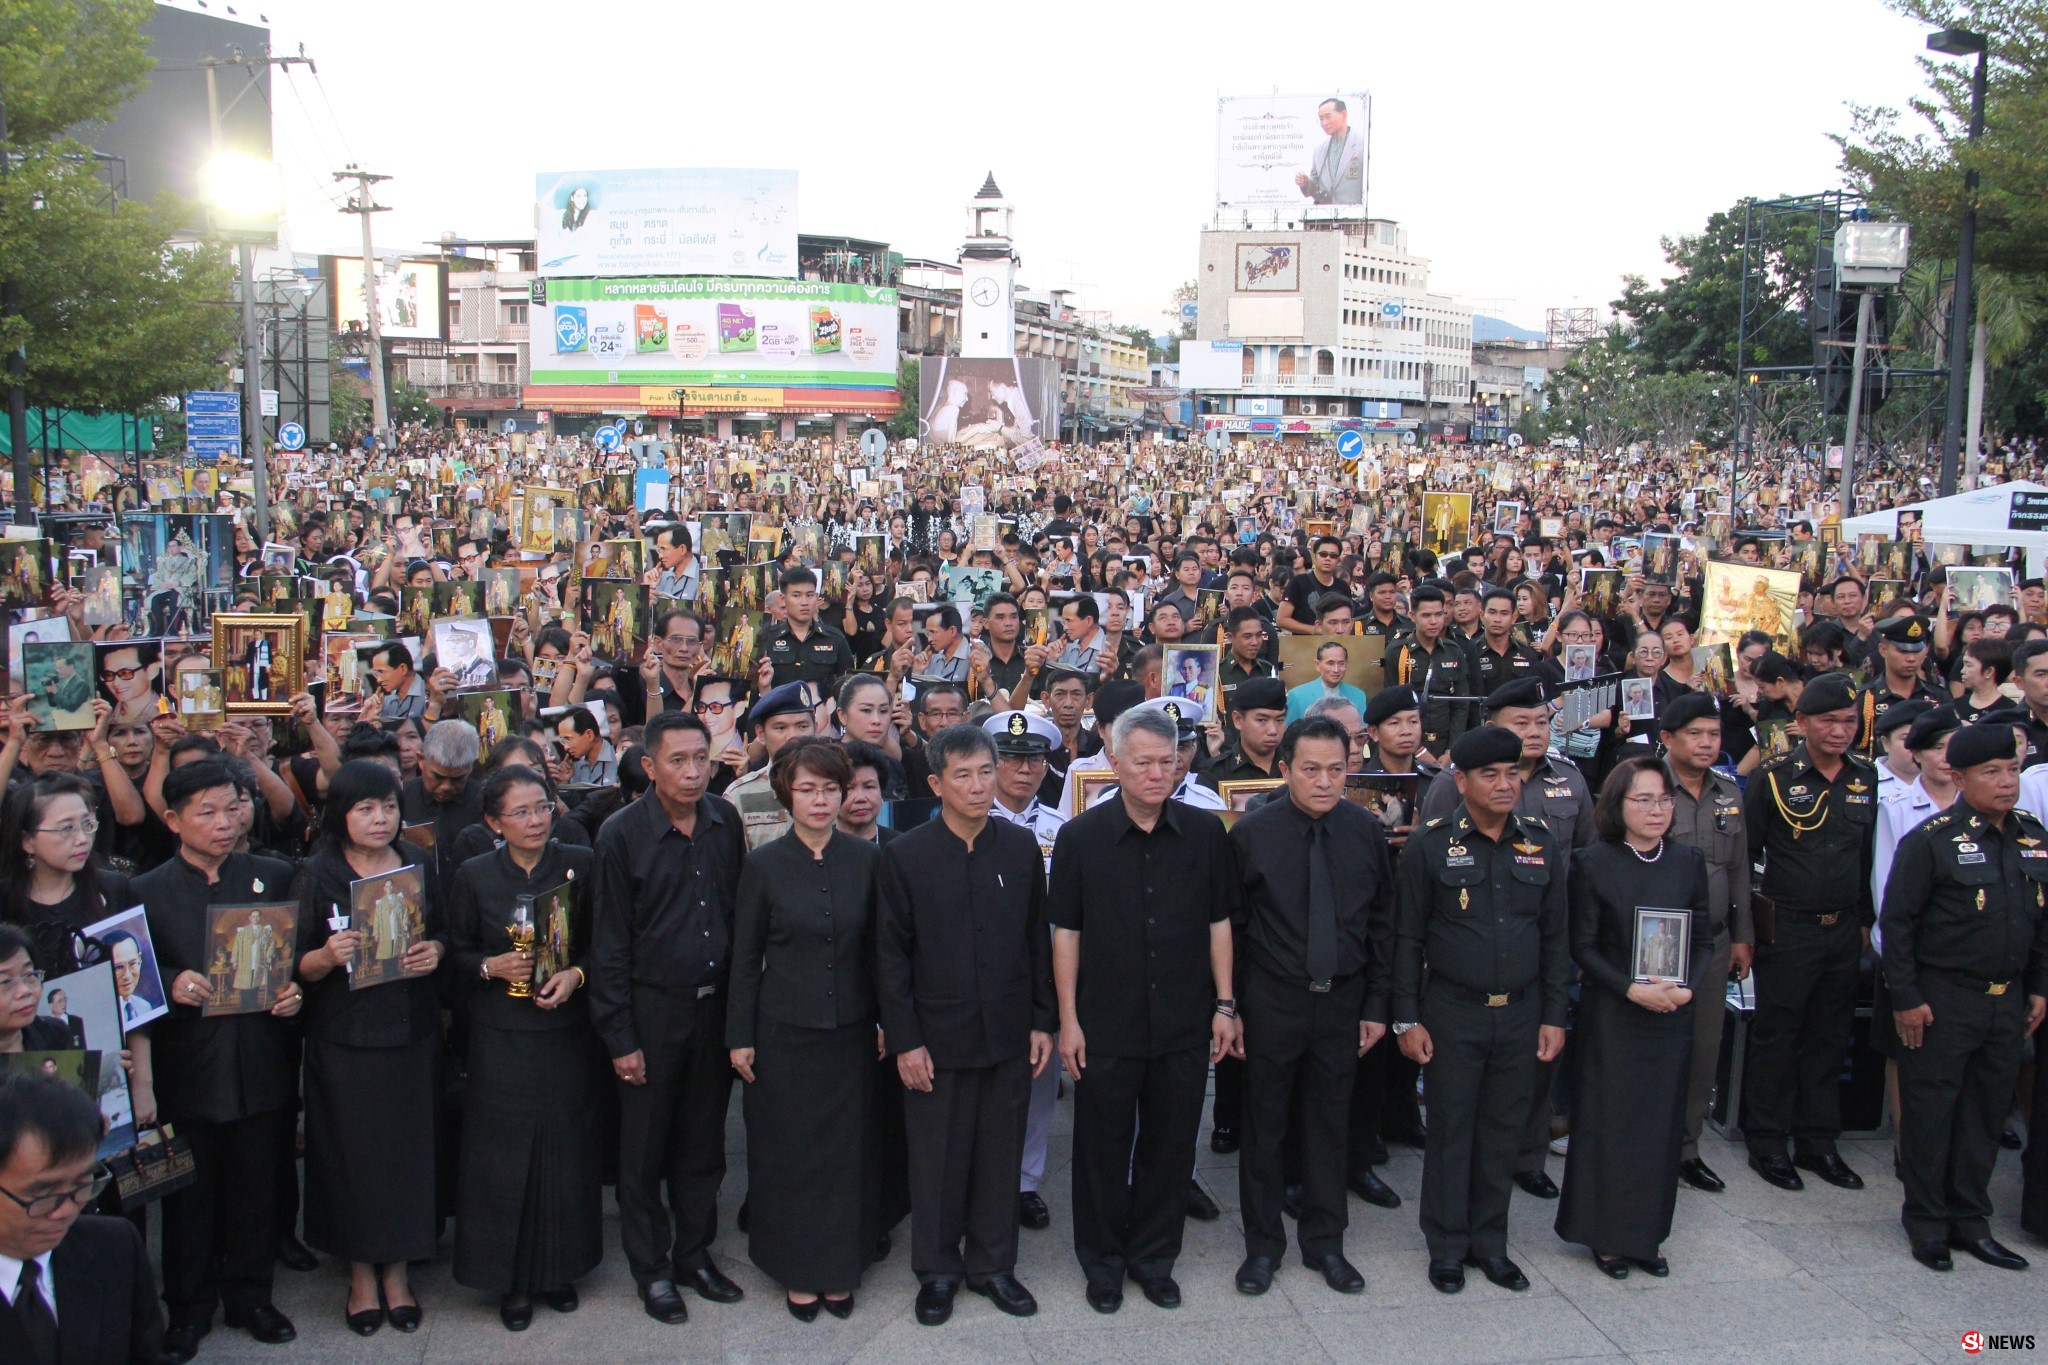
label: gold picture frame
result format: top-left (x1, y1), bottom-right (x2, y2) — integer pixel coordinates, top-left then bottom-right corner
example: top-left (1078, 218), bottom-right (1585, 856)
top-left (1070, 767), bottom-right (1121, 818)
top-left (1217, 777), bottom-right (1285, 813)
top-left (520, 486), bottom-right (573, 553)
top-left (211, 613), bottom-right (305, 715)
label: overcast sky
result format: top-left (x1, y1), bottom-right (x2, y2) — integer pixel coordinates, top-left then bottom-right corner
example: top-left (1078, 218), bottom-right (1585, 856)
top-left (219, 0), bottom-right (1941, 332)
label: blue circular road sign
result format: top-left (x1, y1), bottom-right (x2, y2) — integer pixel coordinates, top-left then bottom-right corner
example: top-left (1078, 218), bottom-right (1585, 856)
top-left (277, 422), bottom-right (306, 452)
top-left (1336, 430), bottom-right (1364, 460)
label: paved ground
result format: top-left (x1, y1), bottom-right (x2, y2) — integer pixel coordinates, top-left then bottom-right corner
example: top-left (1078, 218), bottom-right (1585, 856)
top-left (190, 1095), bottom-right (2045, 1364)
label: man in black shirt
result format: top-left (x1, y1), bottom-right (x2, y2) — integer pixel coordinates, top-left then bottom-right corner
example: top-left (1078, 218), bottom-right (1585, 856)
top-left (1384, 586), bottom-right (1475, 761)
top-left (980, 593), bottom-right (1039, 704)
top-left (1279, 537), bottom-right (1350, 635)
top-left (1392, 725), bottom-right (1569, 1296)
top-left (1050, 703), bottom-right (1237, 1313)
top-left (1855, 615), bottom-right (1947, 757)
top-left (2010, 639), bottom-right (2048, 768)
top-left (1470, 589), bottom-right (1543, 695)
top-left (589, 710), bottom-right (749, 1324)
top-left (755, 566), bottom-right (856, 695)
top-left (401, 719), bottom-right (484, 891)
top-left (1202, 677), bottom-right (1287, 790)
top-left (1360, 573), bottom-right (1413, 640)
top-left (135, 760), bottom-right (304, 1358)
top-left (1229, 715), bottom-right (1394, 1299)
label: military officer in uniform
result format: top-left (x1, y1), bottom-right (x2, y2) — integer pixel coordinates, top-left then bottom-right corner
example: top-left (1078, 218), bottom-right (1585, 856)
top-left (1392, 725), bottom-right (1570, 1295)
top-left (1470, 589), bottom-right (1544, 696)
top-left (1878, 722), bottom-right (2048, 1273)
top-left (1201, 677), bottom-right (1288, 791)
top-left (1742, 672), bottom-right (1880, 1192)
top-left (756, 567), bottom-right (857, 692)
top-left (1383, 586), bottom-right (1475, 762)
top-left (1656, 693), bottom-right (1753, 1193)
top-left (723, 683), bottom-right (819, 851)
top-left (984, 710), bottom-right (1070, 1232)
top-left (1856, 616), bottom-right (1946, 757)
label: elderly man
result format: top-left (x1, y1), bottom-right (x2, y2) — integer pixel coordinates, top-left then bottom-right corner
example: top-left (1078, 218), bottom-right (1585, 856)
top-left (401, 719), bottom-right (484, 890)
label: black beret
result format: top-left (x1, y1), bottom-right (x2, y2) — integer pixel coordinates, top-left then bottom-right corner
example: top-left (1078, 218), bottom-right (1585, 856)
top-left (1363, 686), bottom-right (1420, 727)
top-left (1657, 692), bottom-right (1720, 733)
top-left (1945, 722), bottom-right (2025, 771)
top-left (1232, 676), bottom-right (1288, 715)
top-left (1975, 702), bottom-right (2030, 727)
top-left (1873, 698), bottom-right (1934, 738)
top-left (1876, 615), bottom-right (1931, 648)
top-left (1795, 672), bottom-right (1859, 716)
top-left (1450, 724), bottom-right (1523, 771)
top-left (1484, 676), bottom-right (1548, 713)
top-left (1092, 680), bottom-right (1145, 728)
top-left (1904, 707), bottom-right (1961, 752)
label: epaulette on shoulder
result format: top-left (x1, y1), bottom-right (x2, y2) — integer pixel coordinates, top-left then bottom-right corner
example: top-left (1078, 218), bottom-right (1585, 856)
top-left (1922, 807), bottom-right (1960, 830)
top-left (1757, 752), bottom-right (1793, 772)
top-left (1519, 813), bottom-right (1547, 828)
top-left (1845, 751), bottom-right (1878, 769)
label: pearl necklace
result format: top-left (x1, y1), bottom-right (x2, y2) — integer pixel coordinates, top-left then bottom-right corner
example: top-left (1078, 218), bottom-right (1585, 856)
top-left (1627, 838), bottom-right (1664, 863)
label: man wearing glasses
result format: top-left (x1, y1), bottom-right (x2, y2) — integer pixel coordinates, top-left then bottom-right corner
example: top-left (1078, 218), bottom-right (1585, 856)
top-left (643, 609), bottom-right (707, 714)
top-left (1279, 537), bottom-right (1350, 636)
top-left (0, 1074), bottom-right (165, 1365)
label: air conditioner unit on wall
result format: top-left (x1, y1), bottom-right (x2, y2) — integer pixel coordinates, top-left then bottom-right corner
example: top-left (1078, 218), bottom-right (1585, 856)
top-left (1300, 399), bottom-right (1318, 415)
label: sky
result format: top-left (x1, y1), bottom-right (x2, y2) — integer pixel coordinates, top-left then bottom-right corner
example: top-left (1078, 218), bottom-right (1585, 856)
top-left (199, 0), bottom-right (1944, 333)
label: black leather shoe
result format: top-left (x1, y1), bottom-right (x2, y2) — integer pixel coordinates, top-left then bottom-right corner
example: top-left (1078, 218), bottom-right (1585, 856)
top-left (1911, 1240), bottom-right (1954, 1272)
top-left (1427, 1259), bottom-right (1465, 1293)
top-left (682, 1264), bottom-right (744, 1303)
top-left (822, 1294), bottom-right (854, 1320)
top-left (1748, 1153), bottom-right (1804, 1191)
top-left (1630, 1255), bottom-right (1670, 1277)
top-left (1793, 1153), bottom-right (1864, 1190)
top-left (1017, 1191), bottom-right (1050, 1230)
top-left (1136, 1275), bottom-right (1181, 1308)
top-left (1679, 1157), bottom-right (1725, 1193)
top-left (1593, 1253), bottom-right (1629, 1280)
top-left (787, 1296), bottom-right (821, 1323)
top-left (1185, 1179), bottom-right (1221, 1221)
top-left (1313, 1253), bottom-right (1365, 1293)
top-left (1210, 1123), bottom-right (1239, 1154)
top-left (498, 1295), bottom-right (531, 1332)
top-left (224, 1304), bottom-right (296, 1344)
top-left (1513, 1169), bottom-right (1559, 1200)
top-left (1349, 1167), bottom-right (1402, 1209)
top-left (275, 1234), bottom-right (317, 1272)
top-left (1464, 1255), bottom-right (1530, 1291)
top-left (163, 1323), bottom-right (210, 1363)
top-left (1086, 1281), bottom-right (1123, 1313)
top-left (915, 1279), bottom-right (957, 1326)
top-left (382, 1292), bottom-right (421, 1334)
top-left (1282, 1184), bottom-right (1304, 1221)
top-left (1951, 1235), bottom-right (2029, 1271)
top-left (540, 1286), bottom-right (578, 1313)
top-left (1235, 1254), bottom-right (1278, 1295)
top-left (967, 1272), bottom-right (1037, 1317)
top-left (640, 1279), bottom-right (688, 1324)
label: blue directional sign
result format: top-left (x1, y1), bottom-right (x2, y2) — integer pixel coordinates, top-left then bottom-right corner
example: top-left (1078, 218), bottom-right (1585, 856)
top-left (276, 422), bottom-right (306, 452)
top-left (1336, 430), bottom-right (1364, 460)
top-left (592, 425), bottom-right (621, 452)
top-left (185, 390), bottom-right (242, 460)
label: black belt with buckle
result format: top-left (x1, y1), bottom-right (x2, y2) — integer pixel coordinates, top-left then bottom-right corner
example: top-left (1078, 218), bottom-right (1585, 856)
top-left (1777, 907), bottom-right (1848, 926)
top-left (1928, 968), bottom-right (2014, 998)
top-left (1432, 980), bottom-right (1532, 1008)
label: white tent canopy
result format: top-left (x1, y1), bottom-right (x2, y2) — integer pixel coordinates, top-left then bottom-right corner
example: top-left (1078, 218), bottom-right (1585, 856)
top-left (1842, 480), bottom-right (2048, 578)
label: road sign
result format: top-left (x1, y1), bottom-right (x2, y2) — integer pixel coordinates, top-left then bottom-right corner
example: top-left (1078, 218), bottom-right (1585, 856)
top-left (185, 390), bottom-right (242, 460)
top-left (592, 425), bottom-right (621, 452)
top-left (1205, 428), bottom-right (1228, 452)
top-left (259, 389), bottom-right (279, 418)
top-left (860, 428), bottom-right (888, 459)
top-left (276, 422), bottom-right (306, 452)
top-left (1336, 430), bottom-right (1365, 460)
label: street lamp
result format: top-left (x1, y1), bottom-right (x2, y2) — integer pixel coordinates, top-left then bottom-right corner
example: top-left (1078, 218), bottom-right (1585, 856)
top-left (202, 153), bottom-right (282, 534)
top-left (1579, 381), bottom-right (1590, 454)
top-left (1926, 25), bottom-right (1988, 495)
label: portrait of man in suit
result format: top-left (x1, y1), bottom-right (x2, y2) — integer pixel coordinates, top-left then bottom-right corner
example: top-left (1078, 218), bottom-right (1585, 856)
top-left (36, 991), bottom-right (87, 1051)
top-left (104, 932), bottom-right (164, 1030)
top-left (1295, 96), bottom-right (1365, 205)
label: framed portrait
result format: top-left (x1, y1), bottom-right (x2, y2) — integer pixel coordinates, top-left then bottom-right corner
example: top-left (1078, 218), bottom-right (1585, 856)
top-left (1619, 676), bottom-right (1658, 721)
top-left (200, 902), bottom-right (297, 1015)
top-left (1631, 907), bottom-right (1691, 985)
top-left (34, 961), bottom-right (135, 1158)
top-left (210, 613), bottom-right (305, 715)
top-left (520, 486), bottom-right (573, 553)
top-left (1947, 565), bottom-right (2013, 613)
top-left (1641, 533), bottom-right (1681, 585)
top-left (1698, 561), bottom-right (1800, 655)
top-left (709, 609), bottom-right (766, 680)
top-left (580, 580), bottom-right (648, 665)
top-left (1070, 767), bottom-right (1120, 818)
top-left (1161, 643), bottom-right (1223, 722)
top-left (458, 689), bottom-right (518, 752)
top-left (1419, 492), bottom-right (1472, 555)
top-left (1492, 500), bottom-right (1522, 535)
top-left (21, 639), bottom-right (99, 731)
top-left (321, 631), bottom-right (382, 700)
top-left (95, 639), bottom-right (166, 727)
top-left (349, 866), bottom-right (428, 992)
top-left (430, 616), bottom-right (498, 691)
top-left (1580, 568), bottom-right (1624, 618)
top-left (1692, 643), bottom-right (1735, 696)
top-left (1538, 516), bottom-right (1564, 539)
top-left (432, 580), bottom-right (484, 619)
top-left (529, 879), bottom-right (575, 992)
top-left (0, 536), bottom-right (49, 607)
top-left (81, 565), bottom-right (123, 627)
top-left (1218, 778), bottom-right (1285, 813)
top-left (82, 904), bottom-right (169, 1032)
top-left (1278, 631), bottom-right (1386, 700)
top-left (175, 668), bottom-right (225, 730)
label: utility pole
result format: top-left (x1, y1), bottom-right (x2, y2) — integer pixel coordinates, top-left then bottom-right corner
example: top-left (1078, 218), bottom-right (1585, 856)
top-left (334, 167), bottom-right (392, 445)
top-left (1840, 290), bottom-right (1875, 518)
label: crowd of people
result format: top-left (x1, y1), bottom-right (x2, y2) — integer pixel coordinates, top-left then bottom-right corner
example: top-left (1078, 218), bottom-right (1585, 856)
top-left (0, 426), bottom-right (2045, 1361)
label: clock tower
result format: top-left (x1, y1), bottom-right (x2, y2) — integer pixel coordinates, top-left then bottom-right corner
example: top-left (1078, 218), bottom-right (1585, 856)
top-left (959, 172), bottom-right (1017, 359)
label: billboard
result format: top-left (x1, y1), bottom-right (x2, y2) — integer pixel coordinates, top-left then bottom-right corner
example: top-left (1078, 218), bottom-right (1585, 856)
top-left (331, 258), bottom-right (444, 340)
top-left (528, 277), bottom-right (897, 388)
top-left (535, 168), bottom-right (797, 279)
top-left (1178, 340), bottom-right (1245, 391)
top-left (917, 357), bottom-right (1060, 454)
top-left (1215, 93), bottom-right (1370, 215)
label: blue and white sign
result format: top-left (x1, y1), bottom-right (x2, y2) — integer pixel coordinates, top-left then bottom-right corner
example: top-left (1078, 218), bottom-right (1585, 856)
top-left (1381, 302), bottom-right (1404, 319)
top-left (276, 422), bottom-right (306, 452)
top-left (554, 305), bottom-right (589, 354)
top-left (1335, 430), bottom-right (1365, 460)
top-left (592, 424), bottom-right (621, 452)
top-left (185, 390), bottom-right (242, 460)
top-left (860, 428), bottom-right (888, 462)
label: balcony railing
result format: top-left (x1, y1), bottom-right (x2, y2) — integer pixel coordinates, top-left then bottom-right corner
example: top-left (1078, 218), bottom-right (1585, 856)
top-left (425, 382), bottom-right (522, 401)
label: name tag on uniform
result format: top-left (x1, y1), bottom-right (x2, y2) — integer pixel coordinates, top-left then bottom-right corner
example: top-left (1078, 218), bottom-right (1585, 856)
top-left (1957, 851), bottom-right (1987, 864)
top-left (1445, 855), bottom-right (1474, 867)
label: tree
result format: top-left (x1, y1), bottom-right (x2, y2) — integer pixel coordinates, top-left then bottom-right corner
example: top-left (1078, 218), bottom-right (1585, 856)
top-left (887, 356), bottom-right (920, 440)
top-left (1613, 203), bottom-right (1821, 376)
top-left (329, 361), bottom-right (370, 442)
top-left (1111, 323), bottom-right (1159, 364)
top-left (388, 375), bottom-right (440, 428)
top-left (1160, 280), bottom-right (1196, 363)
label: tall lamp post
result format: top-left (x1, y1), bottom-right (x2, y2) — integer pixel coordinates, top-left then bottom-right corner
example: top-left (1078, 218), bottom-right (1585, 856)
top-left (200, 154), bottom-right (283, 537)
top-left (1927, 26), bottom-right (1988, 496)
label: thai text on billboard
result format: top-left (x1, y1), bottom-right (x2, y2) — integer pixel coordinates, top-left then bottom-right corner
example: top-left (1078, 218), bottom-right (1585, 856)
top-left (1215, 93), bottom-right (1370, 216)
top-left (535, 168), bottom-right (798, 279)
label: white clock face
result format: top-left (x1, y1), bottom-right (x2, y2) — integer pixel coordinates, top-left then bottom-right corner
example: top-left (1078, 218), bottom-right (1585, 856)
top-left (970, 277), bottom-right (1001, 307)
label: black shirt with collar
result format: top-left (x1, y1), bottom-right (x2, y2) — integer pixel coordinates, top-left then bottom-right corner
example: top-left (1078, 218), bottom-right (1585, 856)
top-left (1744, 743), bottom-right (1880, 923)
top-left (401, 775), bottom-right (485, 892)
top-left (446, 840), bottom-right (596, 1034)
top-left (984, 640), bottom-right (1031, 699)
top-left (134, 849), bottom-right (300, 1126)
top-left (1199, 745), bottom-right (1279, 791)
top-left (1045, 797), bottom-right (1234, 1057)
top-left (1229, 794), bottom-right (1395, 1021)
top-left (1471, 634), bottom-right (1545, 695)
top-left (727, 829), bottom-right (880, 1044)
top-left (758, 619), bottom-right (857, 692)
top-left (588, 790), bottom-right (747, 1058)
top-left (1879, 800), bottom-right (2048, 1010)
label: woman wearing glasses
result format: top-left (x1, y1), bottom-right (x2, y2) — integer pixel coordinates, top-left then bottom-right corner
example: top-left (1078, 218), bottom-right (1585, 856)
top-left (0, 774), bottom-right (130, 978)
top-left (1554, 757), bottom-right (1712, 1279)
top-left (0, 925), bottom-right (76, 1054)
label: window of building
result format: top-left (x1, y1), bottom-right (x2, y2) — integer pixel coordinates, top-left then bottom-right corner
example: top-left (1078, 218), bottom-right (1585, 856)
top-left (493, 355), bottom-right (520, 383)
top-left (450, 361), bottom-right (477, 383)
top-left (502, 301), bottom-right (528, 325)
top-left (448, 300), bottom-right (462, 329)
top-left (1277, 349), bottom-right (1296, 378)
top-left (1315, 349), bottom-right (1334, 376)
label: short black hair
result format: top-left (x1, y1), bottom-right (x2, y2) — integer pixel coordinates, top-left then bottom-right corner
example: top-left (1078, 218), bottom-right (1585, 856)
top-left (644, 708), bottom-right (710, 753)
top-left (555, 708), bottom-right (601, 739)
top-left (1226, 604), bottom-right (1265, 632)
top-left (372, 641), bottom-right (415, 673)
top-left (2011, 638), bottom-right (2048, 676)
top-left (842, 739), bottom-right (892, 783)
top-left (925, 722), bottom-right (996, 776)
top-left (162, 758), bottom-right (239, 813)
top-left (339, 726), bottom-right (403, 763)
top-left (654, 607), bottom-right (701, 640)
top-left (778, 566), bottom-right (818, 593)
top-left (1278, 714), bottom-right (1351, 767)
top-left (1410, 584), bottom-right (1446, 608)
top-left (0, 1073), bottom-right (101, 1171)
top-left (320, 759), bottom-right (403, 848)
top-left (930, 605), bottom-right (963, 635)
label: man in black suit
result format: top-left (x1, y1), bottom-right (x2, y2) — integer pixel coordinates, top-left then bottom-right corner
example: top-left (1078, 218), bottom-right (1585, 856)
top-left (876, 723), bottom-right (1056, 1326)
top-left (0, 1074), bottom-right (168, 1365)
top-left (40, 990), bottom-right (88, 1050)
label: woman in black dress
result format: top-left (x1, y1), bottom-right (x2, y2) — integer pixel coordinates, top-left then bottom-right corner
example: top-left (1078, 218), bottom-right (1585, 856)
top-left (446, 764), bottom-right (602, 1331)
top-left (1555, 756), bottom-right (1712, 1278)
top-left (0, 774), bottom-right (132, 978)
top-left (728, 738), bottom-right (882, 1320)
top-left (292, 759), bottom-right (446, 1334)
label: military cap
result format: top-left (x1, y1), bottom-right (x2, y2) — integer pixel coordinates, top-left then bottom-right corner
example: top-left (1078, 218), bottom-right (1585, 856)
top-left (984, 708), bottom-right (1060, 756)
top-left (1363, 686), bottom-right (1420, 727)
top-left (1657, 691), bottom-right (1720, 733)
top-left (1795, 672), bottom-right (1859, 716)
top-left (1231, 676), bottom-right (1288, 715)
top-left (1484, 676), bottom-right (1548, 713)
top-left (1945, 722), bottom-right (2025, 771)
top-left (1449, 724), bottom-right (1523, 771)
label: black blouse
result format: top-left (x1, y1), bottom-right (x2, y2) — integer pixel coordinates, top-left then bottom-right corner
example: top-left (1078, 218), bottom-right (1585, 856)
top-left (10, 870), bottom-right (132, 976)
top-left (446, 840), bottom-right (595, 1035)
top-left (1567, 840), bottom-right (1714, 1002)
top-left (727, 830), bottom-right (879, 1048)
top-left (291, 845), bottom-right (445, 1049)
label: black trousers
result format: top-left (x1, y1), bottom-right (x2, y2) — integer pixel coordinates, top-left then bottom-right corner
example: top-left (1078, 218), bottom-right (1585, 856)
top-left (1742, 914), bottom-right (1860, 1158)
top-left (2025, 1023), bottom-right (2048, 1241)
top-left (160, 1107), bottom-right (290, 1327)
top-left (615, 984), bottom-right (734, 1286)
top-left (1418, 993), bottom-right (1538, 1262)
top-left (1071, 1046), bottom-right (1207, 1289)
top-left (1239, 965), bottom-right (1362, 1263)
top-left (1211, 1053), bottom-right (1242, 1134)
top-left (1896, 976), bottom-right (2029, 1244)
top-left (904, 1056), bottom-right (1031, 1284)
top-left (1349, 1043), bottom-right (1422, 1170)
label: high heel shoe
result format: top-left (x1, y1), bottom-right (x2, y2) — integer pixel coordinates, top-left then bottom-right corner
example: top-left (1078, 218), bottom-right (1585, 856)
top-left (499, 1295), bottom-right (532, 1332)
top-left (822, 1294), bottom-right (854, 1320)
top-left (1592, 1252), bottom-right (1629, 1280)
top-left (380, 1282), bottom-right (422, 1333)
top-left (344, 1294), bottom-right (383, 1337)
top-left (787, 1295), bottom-right (821, 1322)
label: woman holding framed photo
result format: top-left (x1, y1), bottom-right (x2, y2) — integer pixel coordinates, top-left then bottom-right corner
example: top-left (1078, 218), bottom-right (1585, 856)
top-left (1554, 756), bottom-right (1712, 1280)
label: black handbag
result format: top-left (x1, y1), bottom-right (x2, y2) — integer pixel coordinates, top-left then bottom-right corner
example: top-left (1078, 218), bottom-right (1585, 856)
top-left (109, 1125), bottom-right (197, 1207)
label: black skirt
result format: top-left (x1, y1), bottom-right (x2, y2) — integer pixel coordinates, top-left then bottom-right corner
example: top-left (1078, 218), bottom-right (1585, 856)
top-left (1554, 986), bottom-right (1692, 1260)
top-left (453, 1019), bottom-right (604, 1294)
top-left (866, 1051), bottom-right (911, 1245)
top-left (744, 1017), bottom-right (873, 1293)
top-left (303, 1031), bottom-right (441, 1264)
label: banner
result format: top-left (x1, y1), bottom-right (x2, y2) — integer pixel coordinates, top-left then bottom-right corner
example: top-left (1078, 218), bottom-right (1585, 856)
top-left (1215, 92), bottom-right (1370, 215)
top-left (535, 168), bottom-right (797, 279)
top-left (917, 357), bottom-right (1060, 454)
top-left (330, 258), bottom-right (443, 340)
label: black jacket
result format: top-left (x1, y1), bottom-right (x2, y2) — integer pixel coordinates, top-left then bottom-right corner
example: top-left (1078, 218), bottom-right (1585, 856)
top-left (0, 1215), bottom-right (168, 1365)
top-left (727, 830), bottom-right (880, 1046)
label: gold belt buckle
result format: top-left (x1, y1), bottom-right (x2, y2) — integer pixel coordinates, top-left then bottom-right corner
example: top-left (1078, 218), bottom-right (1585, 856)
top-left (1486, 993), bottom-right (1509, 1007)
top-left (1816, 913), bottom-right (1839, 926)
top-left (1988, 982), bottom-right (2009, 996)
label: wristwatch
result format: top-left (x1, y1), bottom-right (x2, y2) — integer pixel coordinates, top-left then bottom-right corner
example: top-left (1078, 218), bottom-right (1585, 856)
top-left (479, 960), bottom-right (492, 982)
top-left (1391, 1021), bottom-right (1417, 1036)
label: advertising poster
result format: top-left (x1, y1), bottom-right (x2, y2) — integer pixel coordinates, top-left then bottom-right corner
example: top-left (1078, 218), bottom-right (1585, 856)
top-left (331, 257), bottom-right (444, 340)
top-left (535, 168), bottom-right (798, 279)
top-left (1215, 92), bottom-right (1370, 214)
top-left (917, 357), bottom-right (1060, 455)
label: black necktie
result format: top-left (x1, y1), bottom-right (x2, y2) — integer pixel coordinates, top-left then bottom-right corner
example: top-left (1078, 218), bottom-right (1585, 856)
top-left (15, 1259), bottom-right (57, 1365)
top-left (1307, 820), bottom-right (1339, 983)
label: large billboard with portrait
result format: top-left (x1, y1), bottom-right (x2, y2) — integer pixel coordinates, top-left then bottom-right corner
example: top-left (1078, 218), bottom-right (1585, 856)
top-left (917, 357), bottom-right (1061, 455)
top-left (1215, 93), bottom-right (1370, 215)
top-left (535, 168), bottom-right (798, 279)
top-left (329, 258), bottom-right (445, 340)
top-left (528, 277), bottom-right (898, 389)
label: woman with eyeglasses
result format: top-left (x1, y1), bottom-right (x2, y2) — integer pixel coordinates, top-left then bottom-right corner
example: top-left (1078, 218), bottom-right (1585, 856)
top-left (1554, 757), bottom-right (1712, 1280)
top-left (445, 764), bottom-right (601, 1332)
top-left (0, 924), bottom-right (75, 1054)
top-left (0, 774), bottom-right (131, 978)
